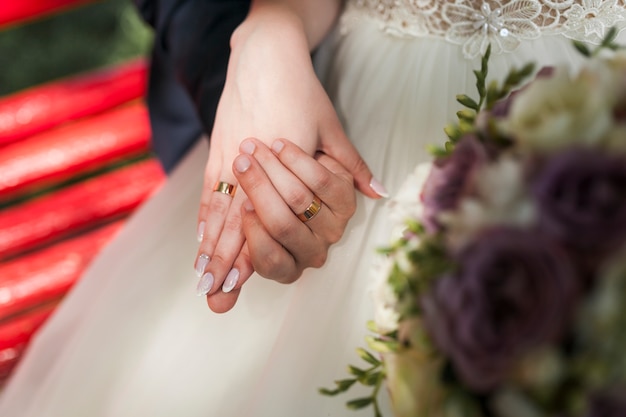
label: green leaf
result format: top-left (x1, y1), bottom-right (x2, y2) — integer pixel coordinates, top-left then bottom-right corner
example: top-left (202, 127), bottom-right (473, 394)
top-left (602, 26), bottom-right (618, 46)
top-left (456, 109), bottom-right (475, 123)
top-left (503, 63), bottom-right (535, 91)
top-left (347, 397), bottom-right (374, 410)
top-left (573, 40), bottom-right (591, 57)
top-left (456, 94), bottom-right (479, 111)
top-left (348, 365), bottom-right (366, 377)
top-left (473, 67), bottom-right (485, 82)
top-left (358, 371), bottom-right (382, 386)
top-left (336, 378), bottom-right (357, 392)
top-left (474, 69), bottom-right (486, 98)
top-left (518, 62), bottom-right (536, 80)
top-left (318, 387), bottom-right (340, 396)
top-left (357, 348), bottom-right (380, 366)
top-left (319, 378), bottom-right (357, 396)
top-left (482, 44), bottom-right (492, 69)
top-left (486, 80), bottom-right (502, 107)
top-left (366, 335), bottom-right (399, 353)
top-left (427, 145), bottom-right (448, 157)
top-left (458, 119), bottom-right (474, 133)
top-left (366, 320), bottom-right (380, 334)
top-left (443, 124), bottom-right (462, 141)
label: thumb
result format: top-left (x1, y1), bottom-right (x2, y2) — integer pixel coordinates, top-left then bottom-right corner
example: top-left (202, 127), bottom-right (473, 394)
top-left (319, 123), bottom-right (388, 199)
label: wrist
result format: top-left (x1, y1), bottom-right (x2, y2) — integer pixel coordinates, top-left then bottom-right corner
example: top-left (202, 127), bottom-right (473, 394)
top-left (231, 4), bottom-right (309, 52)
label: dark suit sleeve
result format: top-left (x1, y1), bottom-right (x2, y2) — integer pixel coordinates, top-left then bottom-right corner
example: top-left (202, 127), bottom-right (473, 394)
top-left (133, 0), bottom-right (250, 171)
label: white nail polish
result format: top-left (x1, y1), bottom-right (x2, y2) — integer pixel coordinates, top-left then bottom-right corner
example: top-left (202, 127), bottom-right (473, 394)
top-left (195, 254), bottom-right (210, 277)
top-left (222, 268), bottom-right (240, 293)
top-left (271, 139), bottom-right (284, 153)
top-left (196, 272), bottom-right (214, 296)
top-left (370, 177), bottom-right (389, 198)
top-left (241, 140), bottom-right (256, 155)
top-left (197, 221), bottom-right (205, 242)
top-left (235, 156), bottom-right (251, 173)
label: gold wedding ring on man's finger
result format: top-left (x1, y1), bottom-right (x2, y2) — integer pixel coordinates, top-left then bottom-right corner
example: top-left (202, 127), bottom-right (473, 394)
top-left (213, 181), bottom-right (237, 197)
top-left (297, 195), bottom-right (322, 222)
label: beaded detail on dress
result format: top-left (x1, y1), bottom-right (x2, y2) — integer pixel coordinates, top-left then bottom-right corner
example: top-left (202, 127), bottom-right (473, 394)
top-left (342, 0), bottom-right (626, 58)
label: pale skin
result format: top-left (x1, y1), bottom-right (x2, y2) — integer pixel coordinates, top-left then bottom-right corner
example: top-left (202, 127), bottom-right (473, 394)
top-left (195, 0), bottom-right (386, 313)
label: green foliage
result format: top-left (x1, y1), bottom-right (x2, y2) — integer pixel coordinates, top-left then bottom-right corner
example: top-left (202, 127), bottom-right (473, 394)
top-left (319, 347), bottom-right (386, 417)
top-left (573, 26), bottom-right (622, 57)
top-left (0, 0), bottom-right (153, 96)
top-left (433, 43), bottom-right (534, 157)
top-left (385, 224), bottom-right (452, 320)
top-left (321, 222), bottom-right (451, 415)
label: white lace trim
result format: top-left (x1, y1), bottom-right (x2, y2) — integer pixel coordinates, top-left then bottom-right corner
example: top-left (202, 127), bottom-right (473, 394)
top-left (342, 0), bottom-right (626, 58)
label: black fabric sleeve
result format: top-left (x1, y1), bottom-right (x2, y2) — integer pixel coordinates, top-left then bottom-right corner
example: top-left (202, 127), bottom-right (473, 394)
top-left (133, 0), bottom-right (250, 171)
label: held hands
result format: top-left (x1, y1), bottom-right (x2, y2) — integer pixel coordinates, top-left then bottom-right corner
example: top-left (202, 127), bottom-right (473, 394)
top-left (201, 138), bottom-right (383, 313)
top-left (193, 6), bottom-right (387, 313)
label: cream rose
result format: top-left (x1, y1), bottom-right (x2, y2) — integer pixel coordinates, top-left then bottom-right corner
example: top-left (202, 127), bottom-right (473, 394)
top-left (501, 64), bottom-right (614, 153)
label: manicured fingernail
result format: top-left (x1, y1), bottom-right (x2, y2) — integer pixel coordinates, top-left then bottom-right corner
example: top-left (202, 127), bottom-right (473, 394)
top-left (197, 221), bottom-right (205, 242)
top-left (370, 177), bottom-right (389, 198)
top-left (222, 268), bottom-right (240, 293)
top-left (235, 155), bottom-right (251, 173)
top-left (196, 272), bottom-right (214, 296)
top-left (243, 200), bottom-right (254, 212)
top-left (271, 139), bottom-right (284, 153)
top-left (195, 253), bottom-right (210, 277)
top-left (241, 139), bottom-right (256, 155)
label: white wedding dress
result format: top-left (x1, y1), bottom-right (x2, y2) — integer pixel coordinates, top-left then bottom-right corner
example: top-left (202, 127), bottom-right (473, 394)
top-left (1, 1), bottom-right (624, 416)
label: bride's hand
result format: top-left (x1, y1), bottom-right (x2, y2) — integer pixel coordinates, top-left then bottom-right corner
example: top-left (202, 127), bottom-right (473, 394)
top-left (194, 3), bottom-right (385, 312)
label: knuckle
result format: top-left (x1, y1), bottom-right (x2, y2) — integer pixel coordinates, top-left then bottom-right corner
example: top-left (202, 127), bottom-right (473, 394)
top-left (254, 250), bottom-right (284, 278)
top-left (346, 192), bottom-right (357, 217)
top-left (273, 266), bottom-right (301, 284)
top-left (209, 196), bottom-right (230, 217)
top-left (336, 189), bottom-right (357, 219)
top-left (326, 228), bottom-right (344, 244)
top-left (311, 170), bottom-right (333, 193)
top-left (223, 213), bottom-right (243, 234)
top-left (344, 189), bottom-right (356, 219)
top-left (308, 249), bottom-right (328, 269)
top-left (272, 221), bottom-right (298, 242)
top-left (209, 253), bottom-right (229, 269)
top-left (286, 190), bottom-right (311, 212)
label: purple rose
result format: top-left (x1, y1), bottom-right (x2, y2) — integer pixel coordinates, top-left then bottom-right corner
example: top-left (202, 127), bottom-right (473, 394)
top-left (423, 228), bottom-right (578, 392)
top-left (532, 148), bottom-right (626, 254)
top-left (421, 135), bottom-right (487, 232)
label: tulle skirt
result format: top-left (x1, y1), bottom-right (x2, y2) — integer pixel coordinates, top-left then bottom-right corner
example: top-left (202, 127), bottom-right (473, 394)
top-left (0, 15), bottom-right (616, 417)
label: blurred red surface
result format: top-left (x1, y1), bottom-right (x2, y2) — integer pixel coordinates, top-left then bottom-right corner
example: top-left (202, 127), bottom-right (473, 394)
top-left (0, 103), bottom-right (152, 200)
top-left (0, 60), bottom-right (148, 146)
top-left (0, 0), bottom-right (96, 27)
top-left (0, 159), bottom-right (164, 261)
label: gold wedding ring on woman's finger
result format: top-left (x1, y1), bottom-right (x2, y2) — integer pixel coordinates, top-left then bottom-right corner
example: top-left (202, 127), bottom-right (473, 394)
top-left (297, 195), bottom-right (322, 222)
top-left (213, 181), bottom-right (237, 197)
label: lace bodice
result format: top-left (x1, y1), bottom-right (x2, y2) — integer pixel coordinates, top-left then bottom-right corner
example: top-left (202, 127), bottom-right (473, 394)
top-left (342, 0), bottom-right (626, 58)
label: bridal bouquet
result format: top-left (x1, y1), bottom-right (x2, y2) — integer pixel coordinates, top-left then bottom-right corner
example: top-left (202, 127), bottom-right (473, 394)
top-left (322, 31), bottom-right (626, 417)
